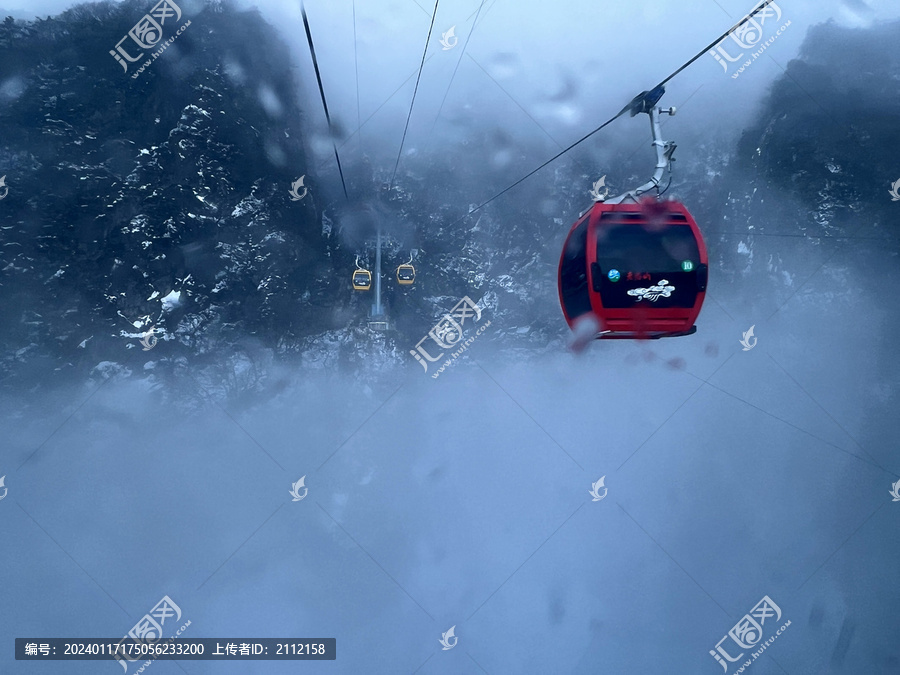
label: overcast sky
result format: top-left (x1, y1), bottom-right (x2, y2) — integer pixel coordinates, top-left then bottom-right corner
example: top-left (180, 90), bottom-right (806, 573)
top-left (252, 0), bottom-right (900, 171)
top-left (4, 0), bottom-right (899, 176)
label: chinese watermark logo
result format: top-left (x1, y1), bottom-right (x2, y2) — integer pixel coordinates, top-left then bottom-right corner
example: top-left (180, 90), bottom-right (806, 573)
top-left (739, 325), bottom-right (757, 351)
top-left (115, 596), bottom-right (191, 673)
top-left (890, 479), bottom-right (900, 502)
top-left (589, 476), bottom-right (607, 502)
top-left (709, 1), bottom-right (790, 79)
top-left (889, 178), bottom-right (900, 202)
top-left (439, 626), bottom-right (458, 650)
top-left (290, 476), bottom-right (308, 502)
top-left (710, 596), bottom-right (790, 673)
top-left (439, 26), bottom-right (458, 50)
top-left (289, 176), bottom-right (308, 201)
top-left (0, 475), bottom-right (7, 501)
top-left (110, 1), bottom-right (192, 79)
top-left (589, 175), bottom-right (608, 201)
top-left (140, 326), bottom-right (158, 351)
top-left (0, 175), bottom-right (8, 200)
top-left (411, 296), bottom-right (491, 378)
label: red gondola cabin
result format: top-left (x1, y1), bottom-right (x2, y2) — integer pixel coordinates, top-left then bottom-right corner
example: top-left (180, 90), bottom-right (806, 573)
top-left (558, 199), bottom-right (708, 339)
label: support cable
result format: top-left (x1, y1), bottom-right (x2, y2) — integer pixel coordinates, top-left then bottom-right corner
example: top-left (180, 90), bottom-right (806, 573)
top-left (451, 0), bottom-right (777, 223)
top-left (302, 5), bottom-right (349, 199)
top-left (389, 0), bottom-right (441, 189)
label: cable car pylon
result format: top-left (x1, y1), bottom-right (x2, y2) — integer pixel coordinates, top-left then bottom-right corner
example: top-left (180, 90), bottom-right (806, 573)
top-left (369, 226), bottom-right (388, 330)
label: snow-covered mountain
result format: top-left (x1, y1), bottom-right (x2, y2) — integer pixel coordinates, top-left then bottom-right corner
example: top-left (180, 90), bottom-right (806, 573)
top-left (1, 2), bottom-right (898, 394)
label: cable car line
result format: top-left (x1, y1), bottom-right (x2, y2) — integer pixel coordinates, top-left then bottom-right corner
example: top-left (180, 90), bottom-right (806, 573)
top-left (464, 52), bottom-right (595, 179)
top-left (305, 0), bottom-right (772, 338)
top-left (389, 0), bottom-right (441, 189)
top-left (301, 4), bottom-right (349, 199)
top-left (451, 0), bottom-right (778, 225)
top-left (654, 0), bottom-right (778, 91)
top-left (431, 0), bottom-right (488, 132)
top-left (337, 55), bottom-right (437, 153)
top-left (466, 0), bottom-right (498, 23)
top-left (352, 0), bottom-right (362, 157)
top-left (450, 108), bottom-right (624, 225)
